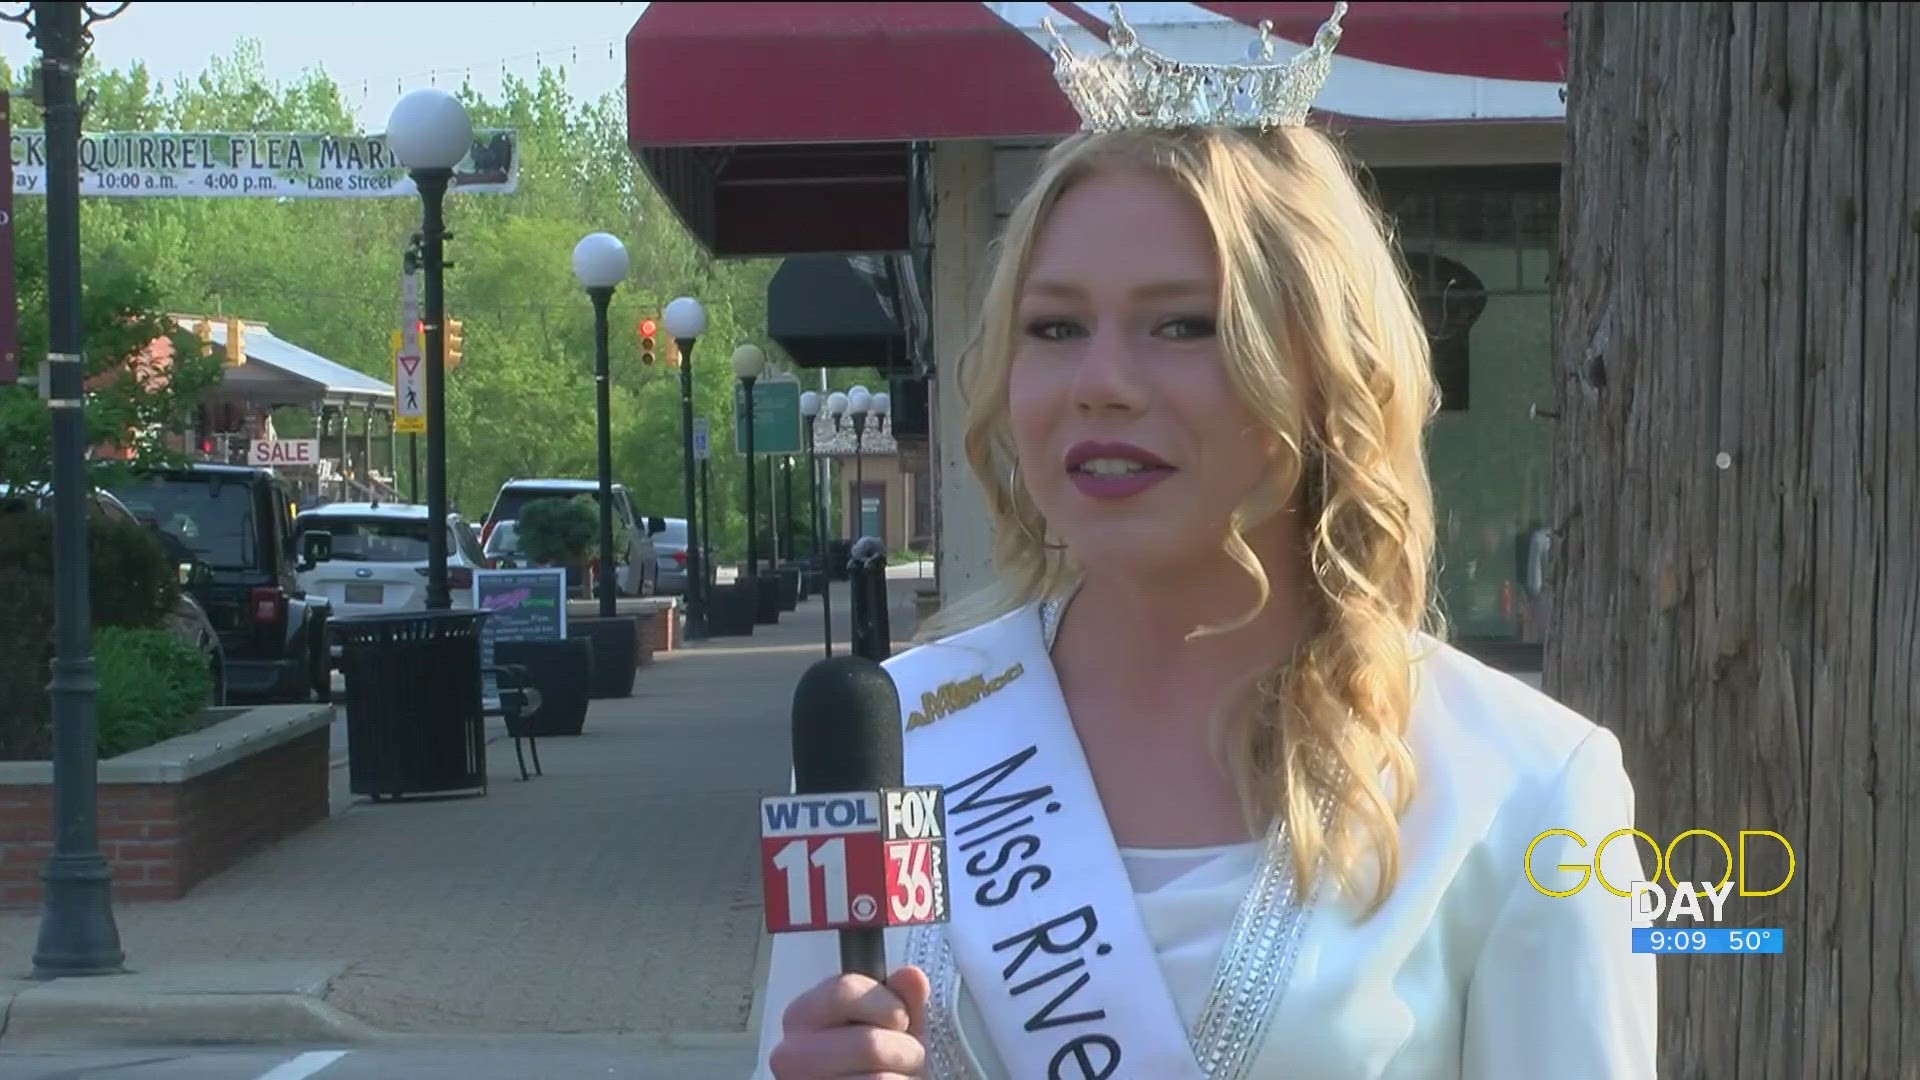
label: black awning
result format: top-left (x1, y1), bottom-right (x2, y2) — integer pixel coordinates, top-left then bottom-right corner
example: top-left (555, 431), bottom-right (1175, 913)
top-left (767, 255), bottom-right (927, 375)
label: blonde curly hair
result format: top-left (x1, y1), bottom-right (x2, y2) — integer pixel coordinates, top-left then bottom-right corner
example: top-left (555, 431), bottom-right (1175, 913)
top-left (920, 124), bottom-right (1443, 913)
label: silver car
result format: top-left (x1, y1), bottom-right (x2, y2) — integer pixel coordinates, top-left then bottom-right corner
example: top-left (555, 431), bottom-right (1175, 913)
top-left (653, 517), bottom-right (689, 595)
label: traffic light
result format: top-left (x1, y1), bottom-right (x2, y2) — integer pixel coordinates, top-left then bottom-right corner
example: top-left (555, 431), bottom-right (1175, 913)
top-left (225, 317), bottom-right (246, 367)
top-left (639, 317), bottom-right (657, 365)
top-left (195, 318), bottom-right (215, 357)
top-left (445, 319), bottom-right (464, 369)
top-left (665, 336), bottom-right (682, 369)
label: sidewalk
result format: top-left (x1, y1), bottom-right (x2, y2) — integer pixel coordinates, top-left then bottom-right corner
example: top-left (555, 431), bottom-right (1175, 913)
top-left (0, 577), bottom-right (927, 1046)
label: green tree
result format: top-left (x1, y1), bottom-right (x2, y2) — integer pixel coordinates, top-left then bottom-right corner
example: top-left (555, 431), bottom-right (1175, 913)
top-left (0, 192), bottom-right (221, 493)
top-left (4, 41), bottom-right (841, 561)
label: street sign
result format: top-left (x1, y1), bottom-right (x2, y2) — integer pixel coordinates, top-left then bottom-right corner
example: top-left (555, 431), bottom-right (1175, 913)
top-left (733, 374), bottom-right (802, 456)
top-left (693, 417), bottom-right (710, 462)
top-left (395, 349), bottom-right (425, 434)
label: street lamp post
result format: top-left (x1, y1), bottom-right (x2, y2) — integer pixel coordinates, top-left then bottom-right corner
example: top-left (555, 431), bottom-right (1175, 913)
top-left (7, 0), bottom-right (131, 980)
top-left (800, 391), bottom-right (831, 656)
top-left (827, 391), bottom-right (849, 538)
top-left (572, 233), bottom-right (629, 619)
top-left (864, 391), bottom-right (891, 541)
top-left (386, 87), bottom-right (473, 611)
top-left (731, 345), bottom-right (767, 584)
top-left (847, 386), bottom-right (872, 538)
top-left (663, 297), bottom-right (708, 639)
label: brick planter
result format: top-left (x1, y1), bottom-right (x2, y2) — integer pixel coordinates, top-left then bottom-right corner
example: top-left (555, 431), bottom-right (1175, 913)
top-left (646, 599), bottom-right (679, 653)
top-left (0, 704), bottom-right (333, 907)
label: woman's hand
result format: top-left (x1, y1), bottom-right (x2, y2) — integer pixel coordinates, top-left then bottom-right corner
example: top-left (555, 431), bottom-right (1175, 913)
top-left (768, 966), bottom-right (932, 1079)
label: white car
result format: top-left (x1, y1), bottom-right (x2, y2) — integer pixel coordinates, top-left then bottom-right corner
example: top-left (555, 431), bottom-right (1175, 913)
top-left (292, 502), bottom-right (485, 617)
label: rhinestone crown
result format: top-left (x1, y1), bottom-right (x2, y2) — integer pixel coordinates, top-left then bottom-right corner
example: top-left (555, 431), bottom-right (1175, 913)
top-left (1043, 2), bottom-right (1349, 133)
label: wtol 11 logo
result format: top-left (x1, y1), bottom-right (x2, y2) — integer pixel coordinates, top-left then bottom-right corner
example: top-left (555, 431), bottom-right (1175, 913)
top-left (1526, 828), bottom-right (1795, 956)
top-left (758, 788), bottom-right (950, 935)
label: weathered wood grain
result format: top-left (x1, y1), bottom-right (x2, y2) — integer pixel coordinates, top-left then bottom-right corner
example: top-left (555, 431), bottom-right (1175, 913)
top-left (1551, 4), bottom-right (1917, 1077)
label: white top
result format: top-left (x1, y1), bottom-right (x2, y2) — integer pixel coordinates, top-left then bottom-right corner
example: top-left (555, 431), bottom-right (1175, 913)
top-left (751, 623), bottom-right (1658, 1079)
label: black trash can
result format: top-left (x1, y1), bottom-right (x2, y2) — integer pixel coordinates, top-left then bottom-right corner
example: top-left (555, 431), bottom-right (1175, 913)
top-left (335, 609), bottom-right (490, 800)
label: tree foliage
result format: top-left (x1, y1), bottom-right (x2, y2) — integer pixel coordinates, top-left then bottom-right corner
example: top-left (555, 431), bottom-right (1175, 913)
top-left (3, 43), bottom-right (887, 557)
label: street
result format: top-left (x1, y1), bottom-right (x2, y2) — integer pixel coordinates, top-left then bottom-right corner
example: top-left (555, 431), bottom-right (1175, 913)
top-left (1, 1038), bottom-right (753, 1078)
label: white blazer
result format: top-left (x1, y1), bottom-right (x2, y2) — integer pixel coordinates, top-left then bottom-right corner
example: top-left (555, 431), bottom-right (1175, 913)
top-left (752, 617), bottom-right (1658, 1078)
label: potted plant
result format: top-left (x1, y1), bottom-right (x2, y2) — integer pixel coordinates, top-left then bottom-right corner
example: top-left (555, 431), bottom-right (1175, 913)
top-left (515, 496), bottom-right (597, 597)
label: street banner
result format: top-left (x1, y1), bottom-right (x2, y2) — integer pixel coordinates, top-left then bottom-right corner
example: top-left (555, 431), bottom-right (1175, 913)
top-left (10, 129), bottom-right (519, 198)
top-left (0, 92), bottom-right (16, 385)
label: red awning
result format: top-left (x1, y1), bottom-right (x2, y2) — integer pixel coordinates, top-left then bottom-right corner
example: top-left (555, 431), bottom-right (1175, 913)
top-left (626, 2), bottom-right (1568, 257)
top-left (627, 2), bottom-right (1568, 149)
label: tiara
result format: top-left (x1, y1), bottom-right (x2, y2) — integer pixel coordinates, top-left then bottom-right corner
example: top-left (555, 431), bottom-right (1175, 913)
top-left (1042, 2), bottom-right (1349, 133)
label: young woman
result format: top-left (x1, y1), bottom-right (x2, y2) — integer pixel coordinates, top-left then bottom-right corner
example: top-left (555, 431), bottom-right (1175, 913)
top-left (754, 9), bottom-right (1657, 1078)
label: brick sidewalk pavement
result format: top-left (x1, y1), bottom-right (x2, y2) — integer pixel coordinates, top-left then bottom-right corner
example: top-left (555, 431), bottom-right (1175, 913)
top-left (0, 580), bottom-right (925, 1037)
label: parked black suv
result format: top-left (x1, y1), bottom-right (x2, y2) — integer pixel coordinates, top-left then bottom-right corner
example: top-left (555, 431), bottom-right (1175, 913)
top-left (108, 464), bottom-right (331, 705)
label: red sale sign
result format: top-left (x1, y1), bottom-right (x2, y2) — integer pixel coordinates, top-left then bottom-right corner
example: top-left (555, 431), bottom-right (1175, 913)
top-left (760, 787), bottom-right (948, 934)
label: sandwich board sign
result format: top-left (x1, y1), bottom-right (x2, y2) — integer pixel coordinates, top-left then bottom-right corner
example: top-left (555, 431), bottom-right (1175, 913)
top-left (472, 568), bottom-right (567, 709)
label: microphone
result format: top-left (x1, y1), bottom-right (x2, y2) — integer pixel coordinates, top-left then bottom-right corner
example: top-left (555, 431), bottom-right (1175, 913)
top-left (760, 656), bottom-right (950, 983)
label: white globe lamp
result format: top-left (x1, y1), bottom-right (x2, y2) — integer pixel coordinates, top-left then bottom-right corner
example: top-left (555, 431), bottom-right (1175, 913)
top-left (662, 297), bottom-right (707, 341)
top-left (731, 343), bottom-right (768, 381)
top-left (571, 232), bottom-right (629, 290)
top-left (385, 88), bottom-right (472, 170)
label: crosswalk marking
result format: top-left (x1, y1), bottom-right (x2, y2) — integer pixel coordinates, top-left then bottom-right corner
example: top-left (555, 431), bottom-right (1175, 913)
top-left (254, 1050), bottom-right (350, 1080)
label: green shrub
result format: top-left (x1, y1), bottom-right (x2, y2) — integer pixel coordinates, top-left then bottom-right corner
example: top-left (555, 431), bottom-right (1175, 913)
top-left (94, 627), bottom-right (213, 759)
top-left (0, 506), bottom-right (181, 630)
top-left (516, 495), bottom-right (598, 566)
top-left (0, 567), bottom-right (56, 760)
top-left (0, 503), bottom-right (210, 758)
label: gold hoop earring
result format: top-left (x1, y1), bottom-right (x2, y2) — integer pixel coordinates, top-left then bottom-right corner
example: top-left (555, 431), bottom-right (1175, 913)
top-left (1008, 459), bottom-right (1068, 551)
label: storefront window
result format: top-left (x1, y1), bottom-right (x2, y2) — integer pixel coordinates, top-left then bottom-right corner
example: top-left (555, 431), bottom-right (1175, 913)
top-left (1369, 167), bottom-right (1560, 660)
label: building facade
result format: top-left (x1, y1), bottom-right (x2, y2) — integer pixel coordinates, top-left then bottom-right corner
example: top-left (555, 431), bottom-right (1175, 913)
top-left (626, 2), bottom-right (1570, 669)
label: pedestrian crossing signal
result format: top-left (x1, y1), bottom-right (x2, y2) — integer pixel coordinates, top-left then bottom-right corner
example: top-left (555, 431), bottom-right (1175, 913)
top-left (639, 317), bottom-right (657, 365)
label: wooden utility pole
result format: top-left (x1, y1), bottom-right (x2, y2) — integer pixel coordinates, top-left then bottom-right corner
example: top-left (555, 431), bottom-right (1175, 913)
top-left (1551, 4), bottom-right (1916, 1076)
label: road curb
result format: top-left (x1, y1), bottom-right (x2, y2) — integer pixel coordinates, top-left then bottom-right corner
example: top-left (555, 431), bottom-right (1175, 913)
top-left (5, 990), bottom-right (383, 1046)
top-left (0, 961), bottom-right (382, 1048)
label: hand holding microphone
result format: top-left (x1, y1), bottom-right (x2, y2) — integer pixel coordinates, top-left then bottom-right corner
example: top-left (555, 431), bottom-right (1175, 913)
top-left (760, 656), bottom-right (949, 1079)
top-left (770, 965), bottom-right (930, 1080)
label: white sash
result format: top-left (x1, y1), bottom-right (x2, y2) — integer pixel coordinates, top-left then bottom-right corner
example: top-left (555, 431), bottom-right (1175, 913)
top-left (886, 606), bottom-right (1206, 1080)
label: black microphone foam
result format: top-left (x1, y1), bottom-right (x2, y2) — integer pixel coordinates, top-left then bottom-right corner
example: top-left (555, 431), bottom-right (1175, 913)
top-left (791, 655), bottom-right (903, 795)
top-left (788, 656), bottom-right (902, 983)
